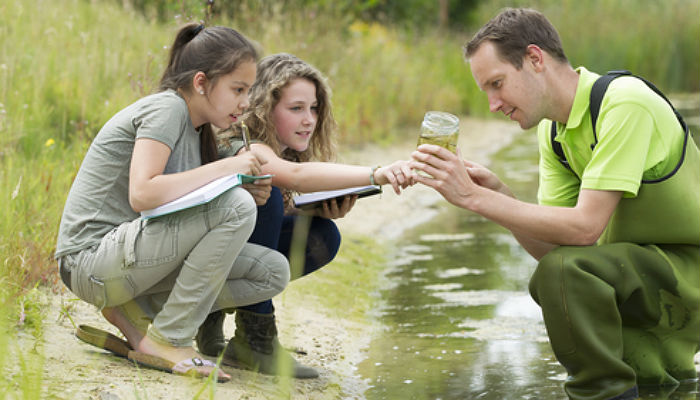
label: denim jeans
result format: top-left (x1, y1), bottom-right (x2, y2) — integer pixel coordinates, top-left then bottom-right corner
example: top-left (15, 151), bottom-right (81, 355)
top-left (61, 188), bottom-right (290, 346)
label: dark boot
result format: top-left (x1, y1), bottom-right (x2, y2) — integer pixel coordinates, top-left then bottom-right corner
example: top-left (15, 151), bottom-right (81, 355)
top-left (196, 310), bottom-right (227, 357)
top-left (222, 309), bottom-right (319, 379)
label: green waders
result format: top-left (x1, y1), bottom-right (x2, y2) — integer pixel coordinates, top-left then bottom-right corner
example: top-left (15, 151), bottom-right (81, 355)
top-left (529, 242), bottom-right (700, 400)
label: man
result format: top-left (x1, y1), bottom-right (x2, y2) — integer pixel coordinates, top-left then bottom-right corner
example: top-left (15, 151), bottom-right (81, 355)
top-left (410, 7), bottom-right (700, 400)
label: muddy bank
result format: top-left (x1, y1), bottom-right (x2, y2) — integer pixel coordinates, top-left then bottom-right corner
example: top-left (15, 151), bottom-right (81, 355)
top-left (40, 118), bottom-right (523, 399)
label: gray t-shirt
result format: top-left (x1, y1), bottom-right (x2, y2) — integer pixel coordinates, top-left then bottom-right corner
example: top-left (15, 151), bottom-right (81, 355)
top-left (55, 90), bottom-right (201, 258)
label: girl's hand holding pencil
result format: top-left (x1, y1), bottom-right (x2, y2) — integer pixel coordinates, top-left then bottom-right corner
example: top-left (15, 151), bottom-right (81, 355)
top-left (236, 121), bottom-right (273, 205)
top-left (222, 148), bottom-right (266, 176)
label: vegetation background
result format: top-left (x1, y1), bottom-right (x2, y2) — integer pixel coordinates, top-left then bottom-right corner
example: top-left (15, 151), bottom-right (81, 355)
top-left (0, 0), bottom-right (698, 396)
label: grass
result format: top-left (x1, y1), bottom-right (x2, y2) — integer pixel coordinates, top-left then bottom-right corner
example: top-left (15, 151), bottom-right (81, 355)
top-left (0, 0), bottom-right (697, 397)
top-left (0, 286), bottom-right (44, 397)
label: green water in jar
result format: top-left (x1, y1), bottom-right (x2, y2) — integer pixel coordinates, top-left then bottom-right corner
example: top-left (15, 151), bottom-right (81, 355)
top-left (417, 111), bottom-right (460, 154)
top-left (417, 130), bottom-right (459, 153)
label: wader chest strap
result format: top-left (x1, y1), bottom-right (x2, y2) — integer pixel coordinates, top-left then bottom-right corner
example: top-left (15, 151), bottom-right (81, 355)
top-left (551, 70), bottom-right (689, 183)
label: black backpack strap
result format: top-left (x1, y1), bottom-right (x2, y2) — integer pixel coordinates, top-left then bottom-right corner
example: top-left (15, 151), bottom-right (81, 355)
top-left (551, 70), bottom-right (689, 182)
top-left (548, 71), bottom-right (633, 176)
top-left (589, 70), bottom-right (632, 150)
top-left (550, 121), bottom-right (575, 174)
top-left (590, 70), bottom-right (689, 183)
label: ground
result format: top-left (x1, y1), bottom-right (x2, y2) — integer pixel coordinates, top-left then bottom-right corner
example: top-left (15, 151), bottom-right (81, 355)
top-left (36, 117), bottom-right (700, 399)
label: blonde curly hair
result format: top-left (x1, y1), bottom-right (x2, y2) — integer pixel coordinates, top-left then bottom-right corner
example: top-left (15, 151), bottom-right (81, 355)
top-left (243, 53), bottom-right (337, 163)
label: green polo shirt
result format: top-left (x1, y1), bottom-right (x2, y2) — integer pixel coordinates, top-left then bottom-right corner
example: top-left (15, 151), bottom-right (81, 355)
top-left (537, 67), bottom-right (686, 207)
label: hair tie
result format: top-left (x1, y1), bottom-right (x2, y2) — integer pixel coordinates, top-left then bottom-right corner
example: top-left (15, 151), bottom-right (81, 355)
top-left (193, 24), bottom-right (205, 35)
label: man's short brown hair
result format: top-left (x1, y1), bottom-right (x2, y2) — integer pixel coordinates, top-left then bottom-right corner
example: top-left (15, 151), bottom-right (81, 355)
top-left (464, 8), bottom-right (569, 69)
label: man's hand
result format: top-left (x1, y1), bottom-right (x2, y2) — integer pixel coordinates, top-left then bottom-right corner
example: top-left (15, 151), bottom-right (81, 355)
top-left (463, 159), bottom-right (514, 197)
top-left (409, 144), bottom-right (484, 210)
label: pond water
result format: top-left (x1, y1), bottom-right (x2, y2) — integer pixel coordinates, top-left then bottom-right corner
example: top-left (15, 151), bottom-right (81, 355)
top-left (358, 99), bottom-right (700, 400)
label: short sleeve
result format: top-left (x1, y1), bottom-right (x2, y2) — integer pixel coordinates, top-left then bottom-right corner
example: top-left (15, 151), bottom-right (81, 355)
top-left (132, 93), bottom-right (190, 150)
top-left (580, 101), bottom-right (654, 197)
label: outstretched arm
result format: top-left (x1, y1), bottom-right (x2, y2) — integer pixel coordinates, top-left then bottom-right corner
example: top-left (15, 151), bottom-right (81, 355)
top-left (251, 143), bottom-right (415, 195)
top-left (410, 144), bottom-right (622, 260)
top-left (460, 159), bottom-right (556, 259)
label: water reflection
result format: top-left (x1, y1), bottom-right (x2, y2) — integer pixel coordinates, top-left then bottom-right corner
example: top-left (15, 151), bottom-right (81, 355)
top-left (359, 98), bottom-right (700, 400)
top-left (359, 131), bottom-right (564, 399)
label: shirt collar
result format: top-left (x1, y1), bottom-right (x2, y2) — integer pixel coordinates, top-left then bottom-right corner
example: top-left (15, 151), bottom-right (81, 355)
top-left (563, 67), bottom-right (600, 131)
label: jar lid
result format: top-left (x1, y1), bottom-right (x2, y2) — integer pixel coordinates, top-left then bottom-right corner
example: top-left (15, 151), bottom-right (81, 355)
top-left (422, 111), bottom-right (459, 134)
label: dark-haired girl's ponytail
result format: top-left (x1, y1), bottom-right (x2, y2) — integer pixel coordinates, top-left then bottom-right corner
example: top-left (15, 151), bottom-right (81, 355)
top-left (159, 23), bottom-right (257, 94)
top-left (160, 23), bottom-right (205, 90)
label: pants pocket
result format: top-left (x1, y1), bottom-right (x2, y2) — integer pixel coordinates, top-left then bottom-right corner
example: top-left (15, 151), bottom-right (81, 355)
top-left (88, 275), bottom-right (107, 309)
top-left (72, 268), bottom-right (108, 310)
top-left (124, 218), bottom-right (179, 268)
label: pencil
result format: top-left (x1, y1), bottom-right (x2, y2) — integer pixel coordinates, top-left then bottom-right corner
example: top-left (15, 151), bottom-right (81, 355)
top-left (241, 121), bottom-right (251, 151)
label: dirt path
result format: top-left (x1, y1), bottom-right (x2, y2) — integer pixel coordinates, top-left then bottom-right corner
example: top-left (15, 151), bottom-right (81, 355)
top-left (40, 118), bottom-right (523, 399)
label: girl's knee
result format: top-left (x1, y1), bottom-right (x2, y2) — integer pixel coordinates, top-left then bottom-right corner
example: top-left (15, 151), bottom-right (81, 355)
top-left (307, 218), bottom-right (341, 267)
top-left (213, 188), bottom-right (258, 227)
top-left (263, 249), bottom-right (290, 294)
top-left (316, 217), bottom-right (341, 252)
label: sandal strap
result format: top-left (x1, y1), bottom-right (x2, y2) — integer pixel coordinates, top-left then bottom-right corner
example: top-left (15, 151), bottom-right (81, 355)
top-left (172, 357), bottom-right (217, 374)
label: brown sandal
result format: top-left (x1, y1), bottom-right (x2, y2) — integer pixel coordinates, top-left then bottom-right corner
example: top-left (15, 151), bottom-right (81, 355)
top-left (75, 324), bottom-right (132, 358)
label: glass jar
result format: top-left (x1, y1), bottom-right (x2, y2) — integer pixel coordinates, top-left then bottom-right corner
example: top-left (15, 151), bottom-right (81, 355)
top-left (417, 111), bottom-right (460, 153)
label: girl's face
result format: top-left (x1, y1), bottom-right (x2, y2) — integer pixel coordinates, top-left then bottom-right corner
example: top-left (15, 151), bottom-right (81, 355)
top-left (271, 78), bottom-right (318, 152)
top-left (202, 60), bottom-right (257, 129)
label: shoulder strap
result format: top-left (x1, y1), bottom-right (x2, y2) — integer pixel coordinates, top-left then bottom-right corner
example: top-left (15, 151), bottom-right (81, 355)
top-left (552, 70), bottom-right (689, 183)
top-left (548, 70), bottom-right (629, 176)
top-left (550, 121), bottom-right (574, 173)
top-left (590, 70), bottom-right (689, 183)
top-left (589, 70), bottom-right (632, 150)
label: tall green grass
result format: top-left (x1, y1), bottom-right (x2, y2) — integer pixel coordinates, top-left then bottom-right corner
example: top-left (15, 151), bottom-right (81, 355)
top-left (0, 0), bottom-right (697, 397)
top-left (0, 1), bottom-right (173, 154)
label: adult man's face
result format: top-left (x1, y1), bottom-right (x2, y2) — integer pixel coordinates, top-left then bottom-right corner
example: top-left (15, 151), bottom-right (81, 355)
top-left (469, 41), bottom-right (546, 130)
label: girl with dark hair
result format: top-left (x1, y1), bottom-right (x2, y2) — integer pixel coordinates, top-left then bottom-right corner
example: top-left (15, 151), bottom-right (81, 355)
top-left (55, 24), bottom-right (289, 382)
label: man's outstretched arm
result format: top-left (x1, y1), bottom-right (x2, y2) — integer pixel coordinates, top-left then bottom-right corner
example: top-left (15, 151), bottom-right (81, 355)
top-left (411, 144), bottom-right (622, 260)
